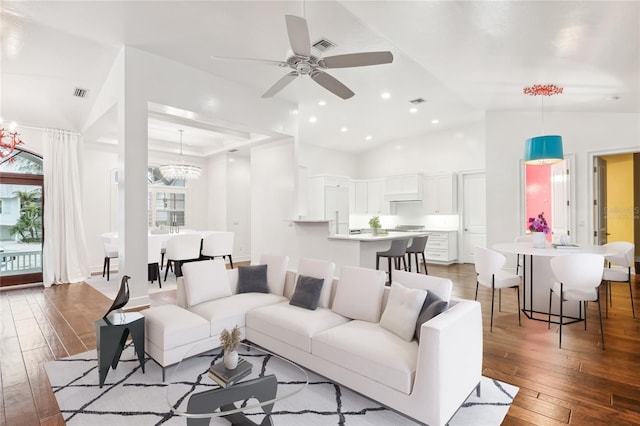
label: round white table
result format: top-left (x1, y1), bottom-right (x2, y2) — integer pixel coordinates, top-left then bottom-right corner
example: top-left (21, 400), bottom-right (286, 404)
top-left (492, 242), bottom-right (613, 323)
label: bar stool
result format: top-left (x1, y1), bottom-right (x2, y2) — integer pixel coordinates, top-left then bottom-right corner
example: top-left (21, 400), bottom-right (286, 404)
top-left (376, 239), bottom-right (409, 284)
top-left (406, 236), bottom-right (429, 275)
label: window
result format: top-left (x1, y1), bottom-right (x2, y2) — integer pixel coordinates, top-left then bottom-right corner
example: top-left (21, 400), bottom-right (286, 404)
top-left (147, 166), bottom-right (187, 227)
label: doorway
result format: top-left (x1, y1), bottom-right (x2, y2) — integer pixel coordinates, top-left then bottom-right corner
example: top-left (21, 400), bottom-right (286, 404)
top-left (593, 153), bottom-right (638, 261)
top-left (462, 171), bottom-right (486, 263)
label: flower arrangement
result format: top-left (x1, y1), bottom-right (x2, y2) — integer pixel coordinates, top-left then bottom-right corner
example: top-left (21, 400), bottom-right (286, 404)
top-left (220, 325), bottom-right (241, 353)
top-left (528, 212), bottom-right (550, 234)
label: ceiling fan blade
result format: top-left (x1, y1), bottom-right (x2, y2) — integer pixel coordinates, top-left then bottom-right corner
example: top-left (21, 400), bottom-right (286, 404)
top-left (261, 71), bottom-right (298, 98)
top-left (285, 15), bottom-right (311, 58)
top-left (211, 55), bottom-right (287, 67)
top-left (321, 51), bottom-right (394, 69)
top-left (310, 70), bottom-right (355, 100)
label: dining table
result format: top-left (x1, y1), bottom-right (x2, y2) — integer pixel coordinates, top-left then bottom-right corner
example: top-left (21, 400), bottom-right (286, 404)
top-left (492, 241), bottom-right (615, 323)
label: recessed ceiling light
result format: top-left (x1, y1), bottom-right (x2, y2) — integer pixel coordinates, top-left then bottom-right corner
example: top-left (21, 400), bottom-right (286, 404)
top-left (291, 109), bottom-right (299, 115)
top-left (340, 126), bottom-right (348, 132)
top-left (9, 121), bottom-right (17, 131)
top-left (432, 119), bottom-right (439, 124)
top-left (365, 135), bottom-right (372, 141)
top-left (381, 92), bottom-right (391, 100)
top-left (308, 116), bottom-right (317, 123)
top-left (318, 100), bottom-right (327, 106)
top-left (409, 107), bottom-right (418, 113)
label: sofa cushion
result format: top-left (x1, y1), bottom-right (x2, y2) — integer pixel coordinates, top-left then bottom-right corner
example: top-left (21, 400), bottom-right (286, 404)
top-left (260, 254), bottom-right (289, 296)
top-left (297, 258), bottom-right (335, 309)
top-left (237, 264), bottom-right (269, 294)
top-left (289, 275), bottom-right (324, 310)
top-left (380, 282), bottom-right (427, 341)
top-left (182, 259), bottom-right (231, 307)
top-left (414, 291), bottom-right (449, 341)
top-left (312, 320), bottom-right (418, 394)
top-left (143, 305), bottom-right (209, 350)
top-left (189, 293), bottom-right (287, 337)
top-left (332, 266), bottom-right (386, 322)
top-left (247, 302), bottom-right (350, 353)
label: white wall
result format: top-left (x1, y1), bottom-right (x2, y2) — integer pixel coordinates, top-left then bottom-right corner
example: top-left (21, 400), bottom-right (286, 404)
top-left (299, 144), bottom-right (358, 178)
top-left (227, 154), bottom-right (251, 262)
top-left (486, 111), bottom-right (640, 247)
top-left (357, 120), bottom-right (485, 178)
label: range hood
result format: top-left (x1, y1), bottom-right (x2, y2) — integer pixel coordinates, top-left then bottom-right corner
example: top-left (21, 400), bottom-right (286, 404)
top-left (384, 191), bottom-right (423, 202)
top-left (383, 173), bottom-right (423, 202)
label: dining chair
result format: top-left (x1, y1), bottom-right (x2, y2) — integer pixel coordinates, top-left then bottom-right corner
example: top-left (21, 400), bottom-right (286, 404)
top-left (101, 233), bottom-right (118, 281)
top-left (474, 246), bottom-right (521, 332)
top-left (514, 234), bottom-right (532, 276)
top-left (163, 234), bottom-right (203, 281)
top-left (548, 253), bottom-right (605, 349)
top-left (148, 236), bottom-right (163, 288)
top-left (376, 239), bottom-right (408, 285)
top-left (405, 236), bottom-right (429, 275)
top-left (201, 232), bottom-right (235, 268)
top-left (602, 242), bottom-right (635, 319)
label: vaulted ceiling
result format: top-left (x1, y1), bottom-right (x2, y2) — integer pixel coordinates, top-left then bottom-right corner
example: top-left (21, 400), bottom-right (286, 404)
top-left (1, 1), bottom-right (638, 154)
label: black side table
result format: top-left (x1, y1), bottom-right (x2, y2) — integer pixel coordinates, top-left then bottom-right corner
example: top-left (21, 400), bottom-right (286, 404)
top-left (95, 312), bottom-right (145, 388)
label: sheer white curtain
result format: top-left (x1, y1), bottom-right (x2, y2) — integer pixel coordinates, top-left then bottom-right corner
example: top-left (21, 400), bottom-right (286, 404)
top-left (42, 129), bottom-right (89, 286)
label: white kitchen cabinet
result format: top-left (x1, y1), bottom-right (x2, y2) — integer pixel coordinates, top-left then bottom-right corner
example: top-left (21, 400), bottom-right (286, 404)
top-left (367, 179), bottom-right (390, 215)
top-left (307, 175), bottom-right (350, 234)
top-left (351, 181), bottom-right (368, 214)
top-left (423, 174), bottom-right (457, 214)
top-left (425, 231), bottom-right (457, 264)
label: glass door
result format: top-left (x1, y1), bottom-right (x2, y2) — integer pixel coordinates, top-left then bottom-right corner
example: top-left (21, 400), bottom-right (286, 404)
top-left (0, 175), bottom-right (44, 286)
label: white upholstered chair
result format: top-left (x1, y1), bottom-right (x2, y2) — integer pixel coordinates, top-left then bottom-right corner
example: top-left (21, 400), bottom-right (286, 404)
top-left (548, 253), bottom-right (605, 349)
top-left (474, 246), bottom-right (521, 332)
top-left (163, 234), bottom-right (202, 281)
top-left (514, 234), bottom-right (532, 276)
top-left (201, 232), bottom-right (235, 268)
top-left (602, 242), bottom-right (635, 318)
top-left (101, 233), bottom-right (118, 281)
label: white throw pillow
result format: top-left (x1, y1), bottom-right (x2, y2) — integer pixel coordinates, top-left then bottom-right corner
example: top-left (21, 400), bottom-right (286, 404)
top-left (379, 281), bottom-right (427, 341)
top-left (332, 266), bottom-right (386, 322)
top-left (182, 259), bottom-right (232, 307)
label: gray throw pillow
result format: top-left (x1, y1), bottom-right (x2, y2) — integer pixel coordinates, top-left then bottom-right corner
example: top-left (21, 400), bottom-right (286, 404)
top-left (414, 291), bottom-right (449, 341)
top-left (289, 275), bottom-right (324, 310)
top-left (237, 264), bottom-right (269, 294)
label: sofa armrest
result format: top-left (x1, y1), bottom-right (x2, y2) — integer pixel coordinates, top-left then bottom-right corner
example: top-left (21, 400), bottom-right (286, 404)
top-left (413, 298), bottom-right (483, 425)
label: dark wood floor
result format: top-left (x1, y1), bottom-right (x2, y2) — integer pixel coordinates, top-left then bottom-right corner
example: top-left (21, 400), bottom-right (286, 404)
top-left (1, 263), bottom-right (639, 425)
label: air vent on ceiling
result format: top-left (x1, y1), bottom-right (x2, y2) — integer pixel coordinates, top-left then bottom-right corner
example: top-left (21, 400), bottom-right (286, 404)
top-left (409, 98), bottom-right (426, 104)
top-left (312, 38), bottom-right (337, 53)
top-left (228, 149), bottom-right (238, 153)
top-left (73, 87), bottom-right (89, 98)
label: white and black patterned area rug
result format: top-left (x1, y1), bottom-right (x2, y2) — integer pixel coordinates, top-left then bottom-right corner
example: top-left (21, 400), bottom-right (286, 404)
top-left (85, 273), bottom-right (177, 299)
top-left (45, 345), bottom-right (518, 426)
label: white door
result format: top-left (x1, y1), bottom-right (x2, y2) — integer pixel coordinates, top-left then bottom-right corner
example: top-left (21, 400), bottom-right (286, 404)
top-left (462, 172), bottom-right (486, 263)
top-left (550, 159), bottom-right (571, 242)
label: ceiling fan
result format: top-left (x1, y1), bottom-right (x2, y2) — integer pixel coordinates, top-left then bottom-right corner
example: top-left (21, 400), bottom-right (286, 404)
top-left (214, 15), bottom-right (393, 100)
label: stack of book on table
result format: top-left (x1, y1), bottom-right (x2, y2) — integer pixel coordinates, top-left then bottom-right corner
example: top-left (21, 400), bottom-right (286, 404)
top-left (552, 243), bottom-right (580, 250)
top-left (208, 358), bottom-right (252, 388)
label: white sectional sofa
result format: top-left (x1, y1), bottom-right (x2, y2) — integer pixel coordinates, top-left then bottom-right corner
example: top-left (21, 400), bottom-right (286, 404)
top-left (143, 255), bottom-right (483, 426)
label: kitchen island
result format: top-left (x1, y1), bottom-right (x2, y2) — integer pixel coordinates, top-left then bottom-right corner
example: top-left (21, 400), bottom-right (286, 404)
top-left (292, 220), bottom-right (428, 274)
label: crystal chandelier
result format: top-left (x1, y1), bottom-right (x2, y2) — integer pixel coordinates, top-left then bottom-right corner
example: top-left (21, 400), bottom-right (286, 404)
top-left (159, 130), bottom-right (201, 180)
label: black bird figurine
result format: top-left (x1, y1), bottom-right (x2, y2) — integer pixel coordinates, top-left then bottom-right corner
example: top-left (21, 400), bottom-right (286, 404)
top-left (103, 275), bottom-right (130, 318)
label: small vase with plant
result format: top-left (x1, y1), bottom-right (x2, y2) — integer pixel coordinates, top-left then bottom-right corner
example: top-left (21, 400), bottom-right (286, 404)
top-left (220, 325), bottom-right (241, 369)
top-left (528, 212), bottom-right (550, 248)
top-left (369, 216), bottom-right (381, 236)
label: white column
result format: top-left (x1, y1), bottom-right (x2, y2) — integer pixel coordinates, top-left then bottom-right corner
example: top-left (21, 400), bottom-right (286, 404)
top-left (117, 48), bottom-right (150, 308)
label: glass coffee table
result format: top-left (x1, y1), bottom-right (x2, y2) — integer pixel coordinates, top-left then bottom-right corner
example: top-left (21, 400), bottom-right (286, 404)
top-left (167, 341), bottom-right (308, 426)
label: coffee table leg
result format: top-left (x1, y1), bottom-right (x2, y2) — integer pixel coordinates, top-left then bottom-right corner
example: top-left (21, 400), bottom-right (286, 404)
top-left (186, 374), bottom-right (277, 426)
